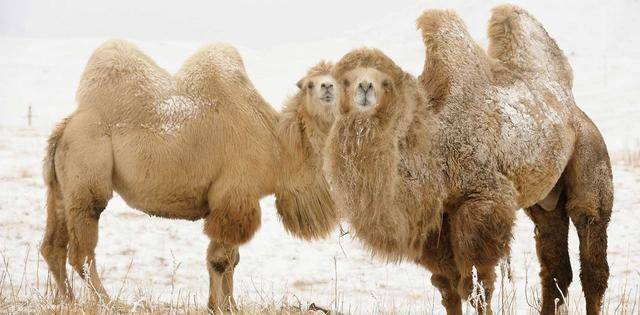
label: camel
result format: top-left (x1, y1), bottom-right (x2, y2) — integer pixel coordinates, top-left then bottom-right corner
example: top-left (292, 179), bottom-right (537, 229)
top-left (323, 5), bottom-right (612, 315)
top-left (40, 40), bottom-right (339, 311)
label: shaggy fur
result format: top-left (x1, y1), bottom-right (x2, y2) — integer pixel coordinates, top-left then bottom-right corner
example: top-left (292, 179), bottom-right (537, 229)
top-left (276, 61), bottom-right (340, 239)
top-left (324, 6), bottom-right (612, 315)
top-left (40, 40), bottom-right (338, 311)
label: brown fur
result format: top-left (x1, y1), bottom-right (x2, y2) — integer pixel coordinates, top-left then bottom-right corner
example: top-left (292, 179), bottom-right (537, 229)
top-left (40, 41), bottom-right (338, 311)
top-left (324, 6), bottom-right (612, 315)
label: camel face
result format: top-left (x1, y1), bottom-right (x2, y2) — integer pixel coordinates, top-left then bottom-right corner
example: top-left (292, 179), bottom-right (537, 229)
top-left (299, 74), bottom-right (338, 122)
top-left (342, 67), bottom-right (392, 112)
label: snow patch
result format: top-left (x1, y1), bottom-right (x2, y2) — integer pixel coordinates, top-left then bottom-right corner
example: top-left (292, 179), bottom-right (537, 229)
top-left (155, 95), bottom-right (201, 135)
top-left (157, 95), bottom-right (197, 117)
top-left (496, 83), bottom-right (536, 143)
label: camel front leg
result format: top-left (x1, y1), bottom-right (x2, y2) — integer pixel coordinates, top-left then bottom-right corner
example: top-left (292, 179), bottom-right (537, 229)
top-left (418, 215), bottom-right (462, 315)
top-left (450, 196), bottom-right (517, 315)
top-left (205, 238), bottom-right (239, 312)
top-left (222, 247), bottom-right (239, 309)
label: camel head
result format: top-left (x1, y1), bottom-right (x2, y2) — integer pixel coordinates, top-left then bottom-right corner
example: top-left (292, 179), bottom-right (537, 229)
top-left (342, 67), bottom-right (392, 111)
top-left (296, 60), bottom-right (338, 124)
top-left (333, 47), bottom-right (418, 130)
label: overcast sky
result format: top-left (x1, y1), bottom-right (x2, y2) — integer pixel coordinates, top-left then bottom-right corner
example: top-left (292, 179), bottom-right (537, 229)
top-left (0, 0), bottom-right (422, 48)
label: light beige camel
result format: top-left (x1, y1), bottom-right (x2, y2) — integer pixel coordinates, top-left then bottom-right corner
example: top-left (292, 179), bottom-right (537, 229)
top-left (323, 5), bottom-right (612, 315)
top-left (40, 40), bottom-right (339, 311)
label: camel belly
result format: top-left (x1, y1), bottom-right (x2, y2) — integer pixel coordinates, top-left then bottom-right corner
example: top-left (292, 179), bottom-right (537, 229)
top-left (110, 134), bottom-right (214, 220)
top-left (114, 183), bottom-right (211, 221)
top-left (503, 137), bottom-right (572, 209)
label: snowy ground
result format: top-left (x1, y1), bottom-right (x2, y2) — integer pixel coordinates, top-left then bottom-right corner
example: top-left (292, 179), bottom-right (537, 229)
top-left (1, 0), bottom-right (639, 314)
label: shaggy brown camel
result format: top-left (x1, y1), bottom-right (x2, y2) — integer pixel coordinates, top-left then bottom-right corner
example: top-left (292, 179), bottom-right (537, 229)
top-left (323, 5), bottom-right (612, 315)
top-left (40, 40), bottom-right (339, 311)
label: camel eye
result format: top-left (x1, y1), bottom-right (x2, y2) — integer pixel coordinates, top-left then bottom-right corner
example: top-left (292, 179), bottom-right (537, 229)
top-left (382, 79), bottom-right (392, 89)
top-left (307, 82), bottom-right (314, 89)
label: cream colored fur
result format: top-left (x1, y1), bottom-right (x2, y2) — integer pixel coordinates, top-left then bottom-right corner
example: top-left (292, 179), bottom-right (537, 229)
top-left (276, 60), bottom-right (339, 240)
top-left (40, 40), bottom-right (338, 310)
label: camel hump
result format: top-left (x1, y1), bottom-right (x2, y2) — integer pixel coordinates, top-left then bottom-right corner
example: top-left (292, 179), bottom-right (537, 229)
top-left (176, 43), bottom-right (250, 97)
top-left (488, 4), bottom-right (573, 89)
top-left (417, 9), bottom-right (493, 106)
top-left (76, 39), bottom-right (171, 108)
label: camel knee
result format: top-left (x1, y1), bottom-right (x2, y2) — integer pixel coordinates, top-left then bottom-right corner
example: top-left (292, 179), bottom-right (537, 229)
top-left (431, 275), bottom-right (461, 307)
top-left (456, 269), bottom-right (495, 299)
top-left (210, 260), bottom-right (230, 274)
top-left (209, 251), bottom-right (237, 275)
top-left (41, 243), bottom-right (66, 267)
top-left (207, 242), bottom-right (239, 275)
top-left (67, 245), bottom-right (93, 274)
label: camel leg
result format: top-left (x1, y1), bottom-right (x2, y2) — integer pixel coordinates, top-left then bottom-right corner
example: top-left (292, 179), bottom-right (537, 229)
top-left (205, 238), bottom-right (239, 312)
top-left (65, 193), bottom-right (110, 303)
top-left (570, 211), bottom-right (610, 315)
top-left (525, 202), bottom-right (572, 315)
top-left (55, 118), bottom-right (114, 303)
top-left (40, 187), bottom-right (72, 302)
top-left (563, 124), bottom-right (613, 315)
top-left (450, 196), bottom-right (516, 315)
top-left (222, 248), bottom-right (239, 307)
top-left (431, 274), bottom-right (463, 315)
top-left (203, 183), bottom-right (260, 312)
top-left (418, 215), bottom-right (462, 315)
top-left (566, 184), bottom-right (611, 315)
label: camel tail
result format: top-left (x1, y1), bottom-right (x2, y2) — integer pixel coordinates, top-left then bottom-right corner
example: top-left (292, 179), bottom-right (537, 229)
top-left (416, 9), bottom-right (492, 107)
top-left (43, 117), bottom-right (70, 189)
top-left (488, 4), bottom-right (573, 89)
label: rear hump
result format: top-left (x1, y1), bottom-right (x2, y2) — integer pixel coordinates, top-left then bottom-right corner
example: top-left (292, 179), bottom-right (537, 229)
top-left (488, 4), bottom-right (573, 89)
top-left (416, 9), bottom-right (493, 108)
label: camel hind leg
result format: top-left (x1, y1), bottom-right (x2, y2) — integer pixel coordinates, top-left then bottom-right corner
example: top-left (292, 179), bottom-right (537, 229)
top-left (55, 114), bottom-right (114, 303)
top-left (525, 199), bottom-right (573, 315)
top-left (563, 118), bottom-right (613, 315)
top-left (65, 193), bottom-right (111, 302)
top-left (40, 186), bottom-right (72, 302)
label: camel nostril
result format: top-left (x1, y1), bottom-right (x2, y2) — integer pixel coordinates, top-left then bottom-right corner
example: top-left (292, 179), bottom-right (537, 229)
top-left (321, 83), bottom-right (333, 89)
top-left (358, 81), bottom-right (373, 91)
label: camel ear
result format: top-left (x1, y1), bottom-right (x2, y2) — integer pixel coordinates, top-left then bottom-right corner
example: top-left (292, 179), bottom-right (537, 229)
top-left (296, 79), bottom-right (304, 90)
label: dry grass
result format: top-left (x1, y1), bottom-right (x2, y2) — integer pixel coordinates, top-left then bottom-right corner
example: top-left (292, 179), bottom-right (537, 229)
top-left (1, 249), bottom-right (638, 314)
top-left (615, 142), bottom-right (640, 169)
top-left (0, 250), bottom-right (325, 315)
